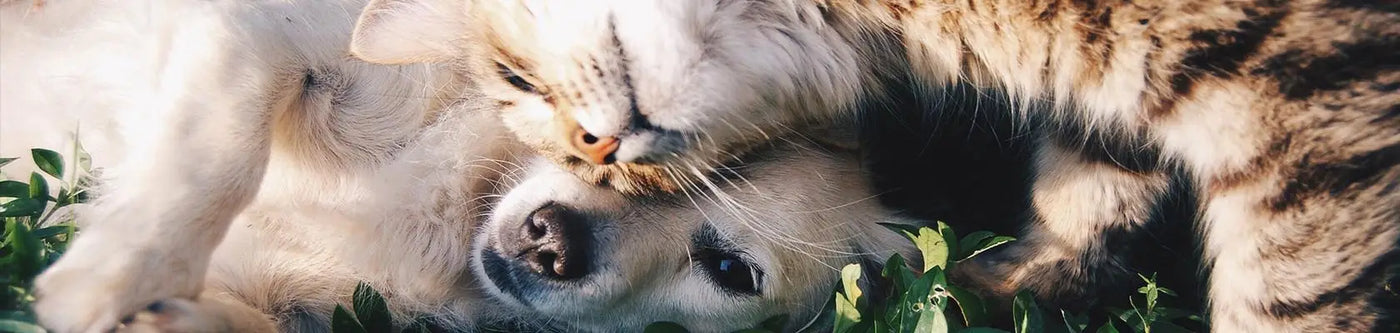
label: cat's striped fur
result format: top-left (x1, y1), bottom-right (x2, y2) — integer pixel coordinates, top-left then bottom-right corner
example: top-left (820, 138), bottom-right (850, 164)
top-left (350, 0), bottom-right (1399, 331)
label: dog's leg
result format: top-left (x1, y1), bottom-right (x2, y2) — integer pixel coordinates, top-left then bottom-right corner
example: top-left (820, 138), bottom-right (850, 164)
top-left (952, 137), bottom-right (1171, 309)
top-left (32, 6), bottom-right (283, 332)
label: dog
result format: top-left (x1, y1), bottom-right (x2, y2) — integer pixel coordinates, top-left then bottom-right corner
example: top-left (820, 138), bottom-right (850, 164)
top-left (2, 1), bottom-right (919, 331)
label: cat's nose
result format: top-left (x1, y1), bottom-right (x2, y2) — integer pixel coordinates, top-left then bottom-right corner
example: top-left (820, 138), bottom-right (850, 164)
top-left (571, 126), bottom-right (619, 165)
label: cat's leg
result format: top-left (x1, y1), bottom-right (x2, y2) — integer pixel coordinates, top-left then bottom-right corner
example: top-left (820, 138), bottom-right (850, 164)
top-left (1202, 150), bottom-right (1399, 332)
top-left (953, 136), bottom-right (1172, 308)
top-left (32, 8), bottom-right (283, 333)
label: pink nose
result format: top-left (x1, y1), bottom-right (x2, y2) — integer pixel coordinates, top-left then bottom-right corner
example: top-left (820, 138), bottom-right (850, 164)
top-left (571, 127), bottom-right (619, 165)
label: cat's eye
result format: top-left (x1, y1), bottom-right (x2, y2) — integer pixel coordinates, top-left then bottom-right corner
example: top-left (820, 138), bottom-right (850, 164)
top-left (696, 247), bottom-right (763, 296)
top-left (495, 62), bottom-right (540, 94)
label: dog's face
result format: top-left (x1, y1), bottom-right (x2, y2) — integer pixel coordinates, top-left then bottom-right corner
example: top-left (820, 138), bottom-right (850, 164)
top-left (470, 142), bottom-right (916, 331)
top-left (351, 0), bottom-right (874, 194)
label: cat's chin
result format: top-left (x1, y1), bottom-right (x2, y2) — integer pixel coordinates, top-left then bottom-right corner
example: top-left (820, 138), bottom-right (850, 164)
top-left (550, 154), bottom-right (685, 195)
top-left (544, 138), bottom-right (779, 196)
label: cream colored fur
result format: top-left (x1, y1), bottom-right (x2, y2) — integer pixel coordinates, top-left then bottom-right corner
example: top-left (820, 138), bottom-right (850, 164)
top-left (2, 1), bottom-right (920, 331)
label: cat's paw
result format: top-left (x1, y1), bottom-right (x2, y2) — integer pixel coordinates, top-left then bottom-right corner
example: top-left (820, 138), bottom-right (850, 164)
top-left (948, 253), bottom-right (1020, 306)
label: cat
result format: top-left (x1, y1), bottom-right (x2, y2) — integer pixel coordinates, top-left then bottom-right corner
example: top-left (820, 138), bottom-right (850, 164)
top-left (349, 0), bottom-right (1399, 331)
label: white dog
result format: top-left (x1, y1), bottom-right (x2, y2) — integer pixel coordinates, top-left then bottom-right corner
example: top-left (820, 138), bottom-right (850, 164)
top-left (2, 1), bottom-right (919, 331)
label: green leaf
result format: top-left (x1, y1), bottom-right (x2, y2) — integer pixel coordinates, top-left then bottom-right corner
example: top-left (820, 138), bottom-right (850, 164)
top-left (0, 311), bottom-right (36, 322)
top-left (1012, 290), bottom-right (1044, 333)
top-left (0, 157), bottom-right (17, 169)
top-left (644, 322), bottom-right (690, 333)
top-left (947, 284), bottom-right (988, 327)
top-left (896, 267), bottom-right (949, 332)
top-left (1096, 322), bottom-right (1121, 333)
top-left (0, 319), bottom-right (45, 333)
top-left (31, 225), bottom-right (73, 240)
top-left (833, 264), bottom-right (866, 332)
top-left (28, 173), bottom-right (48, 201)
top-left (913, 297), bottom-right (949, 333)
top-left (936, 222), bottom-right (958, 265)
top-left (352, 282), bottom-right (392, 333)
top-left (330, 305), bottom-right (366, 333)
top-left (0, 181), bottom-right (28, 198)
top-left (72, 137), bottom-right (92, 174)
top-left (1156, 307), bottom-right (1196, 321)
top-left (757, 314), bottom-right (788, 332)
top-left (30, 149), bottom-right (63, 180)
top-left (1, 198), bottom-right (45, 217)
top-left (881, 254), bottom-right (914, 327)
top-left (1105, 307), bottom-right (1137, 325)
top-left (914, 227), bottom-right (949, 272)
top-left (1060, 310), bottom-right (1090, 333)
top-left (834, 292), bottom-right (862, 332)
top-left (957, 231), bottom-right (995, 260)
top-left (962, 236), bottom-right (1015, 261)
top-left (840, 264), bottom-right (863, 307)
top-left (5, 219), bottom-right (44, 282)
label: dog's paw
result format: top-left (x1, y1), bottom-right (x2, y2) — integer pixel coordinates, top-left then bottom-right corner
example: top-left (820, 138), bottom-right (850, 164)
top-left (114, 299), bottom-right (225, 333)
top-left (32, 237), bottom-right (205, 333)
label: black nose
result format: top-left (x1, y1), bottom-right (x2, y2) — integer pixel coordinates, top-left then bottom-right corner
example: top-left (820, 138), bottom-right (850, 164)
top-left (503, 203), bottom-right (592, 280)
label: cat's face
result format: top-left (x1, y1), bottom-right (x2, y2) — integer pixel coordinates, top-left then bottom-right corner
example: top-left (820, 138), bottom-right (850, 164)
top-left (351, 0), bottom-right (870, 194)
top-left (471, 142), bottom-right (917, 331)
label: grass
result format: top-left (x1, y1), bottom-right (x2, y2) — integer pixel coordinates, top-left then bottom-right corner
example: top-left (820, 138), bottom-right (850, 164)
top-left (0, 144), bottom-right (1205, 332)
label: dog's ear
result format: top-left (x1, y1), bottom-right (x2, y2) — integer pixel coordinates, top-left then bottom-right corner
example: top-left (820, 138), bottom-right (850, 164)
top-left (351, 0), bottom-right (468, 64)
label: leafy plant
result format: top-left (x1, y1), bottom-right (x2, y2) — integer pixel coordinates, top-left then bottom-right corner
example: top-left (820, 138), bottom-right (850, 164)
top-left (830, 222), bottom-right (1014, 333)
top-left (1098, 274), bottom-right (1202, 333)
top-left (2, 143), bottom-right (95, 333)
top-left (331, 282), bottom-right (434, 333)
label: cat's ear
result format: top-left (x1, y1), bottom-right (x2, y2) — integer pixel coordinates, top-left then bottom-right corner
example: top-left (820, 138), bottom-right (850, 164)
top-left (351, 0), bottom-right (469, 64)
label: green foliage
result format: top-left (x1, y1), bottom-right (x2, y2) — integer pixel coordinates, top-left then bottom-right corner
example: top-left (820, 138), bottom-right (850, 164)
top-left (833, 223), bottom-right (1014, 333)
top-left (2, 143), bottom-right (95, 332)
top-left (330, 282), bottom-right (439, 333)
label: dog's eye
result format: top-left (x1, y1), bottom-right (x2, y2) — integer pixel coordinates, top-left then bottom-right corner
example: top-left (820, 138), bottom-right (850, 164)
top-left (495, 62), bottom-right (540, 94)
top-left (696, 247), bottom-right (763, 296)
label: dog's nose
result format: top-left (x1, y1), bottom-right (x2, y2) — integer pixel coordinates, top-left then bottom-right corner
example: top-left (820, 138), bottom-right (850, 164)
top-left (507, 203), bottom-right (592, 280)
top-left (570, 126), bottom-right (619, 165)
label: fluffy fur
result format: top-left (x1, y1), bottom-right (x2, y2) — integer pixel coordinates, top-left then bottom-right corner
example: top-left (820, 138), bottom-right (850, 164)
top-left (350, 0), bottom-right (1400, 331)
top-left (3, 1), bottom-right (920, 331)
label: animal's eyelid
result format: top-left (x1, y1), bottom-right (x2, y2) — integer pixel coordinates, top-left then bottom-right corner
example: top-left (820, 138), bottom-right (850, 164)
top-left (495, 62), bottom-right (546, 94)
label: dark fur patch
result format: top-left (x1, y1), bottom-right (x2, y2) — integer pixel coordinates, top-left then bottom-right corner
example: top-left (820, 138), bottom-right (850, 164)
top-left (1170, 9), bottom-right (1287, 97)
top-left (1266, 251), bottom-right (1397, 320)
top-left (1251, 36), bottom-right (1400, 100)
top-left (1047, 117), bottom-right (1165, 174)
top-left (1269, 142), bottom-right (1400, 211)
top-left (1326, 0), bottom-right (1400, 13)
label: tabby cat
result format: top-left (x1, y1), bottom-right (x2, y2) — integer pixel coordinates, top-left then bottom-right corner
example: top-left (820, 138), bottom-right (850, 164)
top-left (350, 0), bottom-right (1399, 331)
